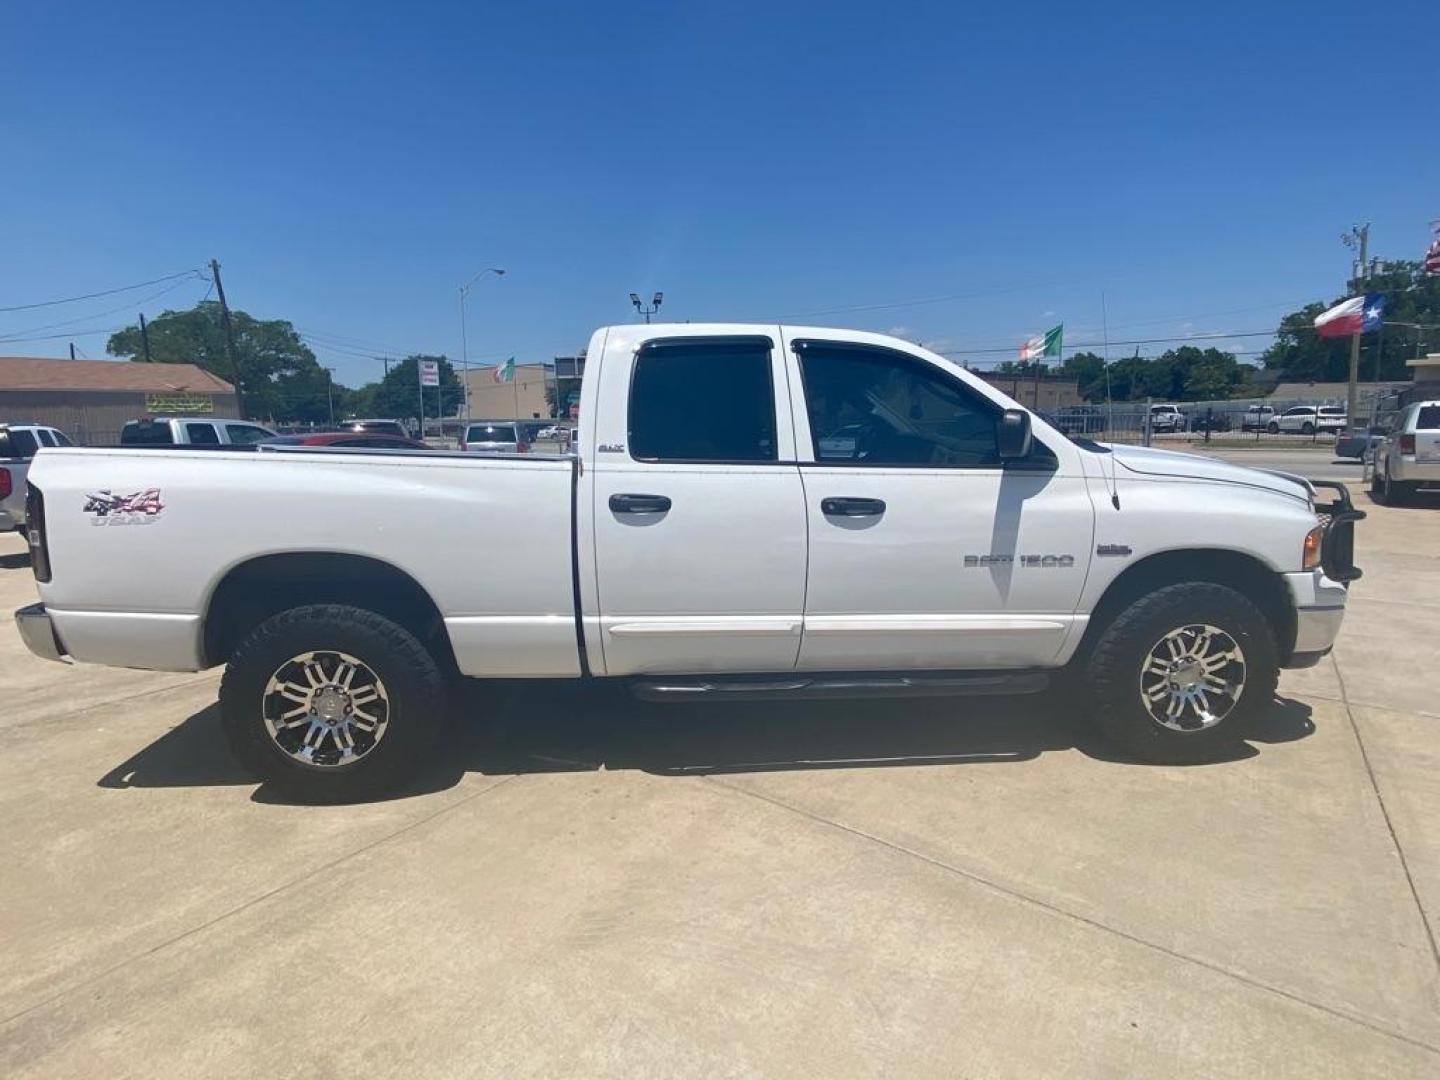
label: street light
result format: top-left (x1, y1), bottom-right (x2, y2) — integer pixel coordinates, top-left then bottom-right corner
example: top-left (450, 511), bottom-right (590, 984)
top-left (631, 291), bottom-right (663, 323)
top-left (459, 267), bottom-right (506, 422)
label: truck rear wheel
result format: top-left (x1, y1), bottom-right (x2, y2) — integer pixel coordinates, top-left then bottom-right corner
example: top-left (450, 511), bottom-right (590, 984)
top-left (220, 604), bottom-right (447, 802)
top-left (1082, 583), bottom-right (1278, 763)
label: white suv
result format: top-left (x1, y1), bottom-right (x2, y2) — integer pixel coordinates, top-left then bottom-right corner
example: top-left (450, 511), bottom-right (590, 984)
top-left (1366, 400), bottom-right (1440, 505)
top-left (1269, 406), bottom-right (1346, 435)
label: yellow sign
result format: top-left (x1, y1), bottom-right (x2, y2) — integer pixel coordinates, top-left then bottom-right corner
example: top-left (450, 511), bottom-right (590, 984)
top-left (144, 393), bottom-right (214, 414)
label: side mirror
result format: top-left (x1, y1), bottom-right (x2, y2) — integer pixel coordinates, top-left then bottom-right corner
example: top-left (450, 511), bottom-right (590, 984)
top-left (997, 408), bottom-right (1033, 460)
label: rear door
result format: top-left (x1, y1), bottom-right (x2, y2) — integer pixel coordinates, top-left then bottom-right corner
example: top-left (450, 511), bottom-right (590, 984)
top-left (587, 331), bottom-right (807, 675)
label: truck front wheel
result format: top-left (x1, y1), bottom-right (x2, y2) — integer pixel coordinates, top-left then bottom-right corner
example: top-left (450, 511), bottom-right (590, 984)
top-left (220, 604), bottom-right (447, 802)
top-left (1082, 583), bottom-right (1278, 763)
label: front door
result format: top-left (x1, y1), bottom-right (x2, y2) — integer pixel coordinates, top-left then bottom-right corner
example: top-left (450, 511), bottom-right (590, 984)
top-left (588, 333), bottom-right (808, 676)
top-left (785, 334), bottom-right (1094, 671)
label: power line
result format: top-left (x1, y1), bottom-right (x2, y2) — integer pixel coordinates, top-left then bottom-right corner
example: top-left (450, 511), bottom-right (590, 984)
top-left (0, 276), bottom-right (202, 342)
top-left (0, 269), bottom-right (204, 314)
top-left (936, 328), bottom-right (1292, 360)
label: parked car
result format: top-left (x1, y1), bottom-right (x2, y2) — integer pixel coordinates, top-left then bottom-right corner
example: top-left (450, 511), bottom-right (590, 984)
top-left (1189, 409), bottom-right (1233, 433)
top-left (1268, 406), bottom-right (1346, 435)
top-left (1148, 404), bottom-right (1187, 432)
top-left (120, 417), bottom-right (277, 447)
top-left (257, 433), bottom-right (427, 451)
top-left (1241, 405), bottom-right (1276, 432)
top-left (338, 419), bottom-right (410, 438)
top-left (1365, 400), bottom-right (1440, 505)
top-left (1052, 406), bottom-right (1108, 435)
top-left (1, 424), bottom-right (71, 532)
top-left (459, 421), bottom-right (529, 453)
top-left (535, 425), bottom-right (562, 441)
top-left (15, 323), bottom-right (1364, 800)
top-left (1335, 423), bottom-right (1389, 461)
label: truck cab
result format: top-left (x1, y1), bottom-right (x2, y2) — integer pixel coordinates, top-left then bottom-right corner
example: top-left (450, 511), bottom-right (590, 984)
top-left (119, 417), bottom-right (276, 447)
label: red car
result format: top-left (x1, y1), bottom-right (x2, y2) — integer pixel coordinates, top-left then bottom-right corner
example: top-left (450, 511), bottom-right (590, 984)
top-left (257, 432), bottom-right (427, 450)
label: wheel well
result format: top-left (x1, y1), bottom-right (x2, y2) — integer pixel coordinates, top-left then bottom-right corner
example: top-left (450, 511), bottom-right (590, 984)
top-left (1077, 549), bottom-right (1296, 663)
top-left (203, 553), bottom-right (454, 670)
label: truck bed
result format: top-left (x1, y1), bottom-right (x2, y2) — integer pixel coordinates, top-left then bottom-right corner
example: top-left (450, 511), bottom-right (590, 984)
top-left (28, 447), bottom-right (582, 677)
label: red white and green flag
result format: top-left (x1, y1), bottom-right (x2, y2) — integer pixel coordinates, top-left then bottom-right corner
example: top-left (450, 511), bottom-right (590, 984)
top-left (1020, 324), bottom-right (1063, 362)
top-left (492, 357), bottom-right (515, 383)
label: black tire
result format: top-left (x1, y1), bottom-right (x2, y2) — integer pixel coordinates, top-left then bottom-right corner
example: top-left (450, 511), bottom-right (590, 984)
top-left (1370, 467), bottom-right (1384, 498)
top-left (1267, 422), bottom-right (1280, 434)
top-left (1082, 582), bottom-right (1278, 764)
top-left (1301, 422), bottom-right (1314, 435)
top-left (1378, 469), bottom-right (1410, 506)
top-left (220, 604), bottom-right (447, 802)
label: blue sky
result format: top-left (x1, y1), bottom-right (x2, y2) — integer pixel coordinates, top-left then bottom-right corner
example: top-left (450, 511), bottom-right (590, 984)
top-left (3, 0), bottom-right (1437, 387)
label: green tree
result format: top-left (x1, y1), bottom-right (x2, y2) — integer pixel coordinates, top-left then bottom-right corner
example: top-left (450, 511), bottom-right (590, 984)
top-left (107, 301), bottom-right (347, 422)
top-left (1061, 351), bottom-right (1108, 401)
top-left (358, 355), bottom-right (464, 427)
top-left (1261, 259), bottom-right (1440, 382)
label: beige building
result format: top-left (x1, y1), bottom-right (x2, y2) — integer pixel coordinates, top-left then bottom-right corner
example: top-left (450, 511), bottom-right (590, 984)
top-left (462, 362), bottom-right (551, 420)
top-left (976, 372), bottom-right (1083, 411)
top-left (0, 356), bottom-right (239, 445)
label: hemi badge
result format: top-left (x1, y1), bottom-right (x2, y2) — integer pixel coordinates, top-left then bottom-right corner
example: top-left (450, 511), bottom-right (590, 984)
top-left (1096, 544), bottom-right (1132, 557)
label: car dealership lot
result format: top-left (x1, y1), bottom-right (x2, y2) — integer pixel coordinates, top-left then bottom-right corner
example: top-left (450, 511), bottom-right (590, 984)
top-left (1, 486), bottom-right (1438, 1078)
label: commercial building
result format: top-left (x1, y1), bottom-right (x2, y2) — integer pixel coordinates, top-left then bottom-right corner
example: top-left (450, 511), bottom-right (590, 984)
top-left (461, 362), bottom-right (551, 420)
top-left (975, 371), bottom-right (1082, 411)
top-left (0, 356), bottom-right (238, 445)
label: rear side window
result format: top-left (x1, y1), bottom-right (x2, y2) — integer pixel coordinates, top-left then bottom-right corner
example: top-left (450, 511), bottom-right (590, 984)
top-left (225, 424), bottom-right (271, 445)
top-left (628, 338), bottom-right (776, 462)
top-left (36, 429), bottom-right (56, 447)
top-left (187, 423), bottom-right (220, 445)
top-left (1416, 406), bottom-right (1440, 430)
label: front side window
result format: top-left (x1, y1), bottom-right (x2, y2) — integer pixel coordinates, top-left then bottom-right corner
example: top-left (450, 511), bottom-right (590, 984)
top-left (225, 424), bottom-right (271, 445)
top-left (187, 423), bottom-right (220, 445)
top-left (49, 429), bottom-right (72, 447)
top-left (798, 343), bottom-right (1011, 468)
top-left (628, 338), bottom-right (776, 462)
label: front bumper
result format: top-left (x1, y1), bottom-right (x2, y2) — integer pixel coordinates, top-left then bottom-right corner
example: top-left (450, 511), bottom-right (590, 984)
top-left (15, 602), bottom-right (67, 663)
top-left (1283, 570), bottom-right (1348, 663)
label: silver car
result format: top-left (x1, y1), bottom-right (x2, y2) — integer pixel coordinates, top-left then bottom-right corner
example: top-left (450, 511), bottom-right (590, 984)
top-left (459, 421), bottom-right (529, 454)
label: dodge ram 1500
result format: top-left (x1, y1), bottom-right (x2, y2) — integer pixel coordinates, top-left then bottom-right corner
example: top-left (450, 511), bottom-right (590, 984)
top-left (15, 324), bottom-right (1363, 800)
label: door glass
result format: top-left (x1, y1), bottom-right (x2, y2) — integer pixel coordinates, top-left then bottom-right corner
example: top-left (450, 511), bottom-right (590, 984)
top-left (49, 429), bottom-right (73, 446)
top-left (225, 424), bottom-right (270, 445)
top-left (797, 344), bottom-right (1004, 467)
top-left (36, 429), bottom-right (56, 447)
top-left (629, 339), bottom-right (776, 462)
top-left (187, 423), bottom-right (220, 445)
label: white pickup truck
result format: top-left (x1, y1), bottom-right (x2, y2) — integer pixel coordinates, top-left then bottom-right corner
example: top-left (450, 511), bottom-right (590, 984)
top-left (14, 324), bottom-right (1363, 801)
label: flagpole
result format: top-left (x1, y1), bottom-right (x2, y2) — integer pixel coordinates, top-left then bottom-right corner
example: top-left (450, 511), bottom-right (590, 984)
top-left (512, 361), bottom-right (520, 418)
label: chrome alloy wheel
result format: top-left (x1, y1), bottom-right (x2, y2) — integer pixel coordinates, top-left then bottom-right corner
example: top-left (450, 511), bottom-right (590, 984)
top-left (1139, 624), bottom-right (1247, 732)
top-left (262, 651), bottom-right (390, 767)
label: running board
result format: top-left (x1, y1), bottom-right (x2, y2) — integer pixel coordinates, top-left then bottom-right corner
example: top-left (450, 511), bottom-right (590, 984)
top-left (629, 671), bottom-right (1050, 703)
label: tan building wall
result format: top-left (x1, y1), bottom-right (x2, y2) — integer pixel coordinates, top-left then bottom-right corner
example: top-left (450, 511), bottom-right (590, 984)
top-left (976, 373), bottom-right (1083, 411)
top-left (0, 388), bottom-right (241, 446)
top-left (462, 364), bottom-right (550, 419)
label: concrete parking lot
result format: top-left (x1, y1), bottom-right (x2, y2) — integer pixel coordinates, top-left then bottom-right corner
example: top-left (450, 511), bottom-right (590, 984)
top-left (1, 480), bottom-right (1437, 1078)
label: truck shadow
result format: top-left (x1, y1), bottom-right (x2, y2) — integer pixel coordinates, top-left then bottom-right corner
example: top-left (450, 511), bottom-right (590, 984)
top-left (97, 687), bottom-right (1317, 804)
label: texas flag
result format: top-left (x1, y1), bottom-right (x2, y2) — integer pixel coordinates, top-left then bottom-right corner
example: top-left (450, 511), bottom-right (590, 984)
top-left (1313, 293), bottom-right (1384, 338)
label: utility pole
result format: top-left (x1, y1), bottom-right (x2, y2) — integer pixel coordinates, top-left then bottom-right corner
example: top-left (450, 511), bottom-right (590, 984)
top-left (324, 367), bottom-right (335, 425)
top-left (209, 259), bottom-right (246, 419)
top-left (1341, 224), bottom-right (1369, 430)
top-left (139, 312), bottom-right (153, 362)
top-left (68, 342), bottom-right (75, 360)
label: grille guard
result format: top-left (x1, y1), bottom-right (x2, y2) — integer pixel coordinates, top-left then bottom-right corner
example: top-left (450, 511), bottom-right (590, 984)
top-left (1309, 479), bottom-right (1364, 583)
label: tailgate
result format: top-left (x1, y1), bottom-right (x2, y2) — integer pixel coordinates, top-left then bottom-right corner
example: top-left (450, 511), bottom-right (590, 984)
top-left (1415, 432), bottom-right (1440, 464)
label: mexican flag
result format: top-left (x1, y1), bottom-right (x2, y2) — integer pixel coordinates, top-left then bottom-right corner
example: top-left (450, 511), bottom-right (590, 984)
top-left (1020, 324), bottom-right (1063, 362)
top-left (492, 357), bottom-right (515, 383)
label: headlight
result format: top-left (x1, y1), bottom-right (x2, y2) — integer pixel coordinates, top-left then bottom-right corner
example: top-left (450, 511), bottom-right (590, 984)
top-left (1302, 524), bottom-right (1324, 571)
